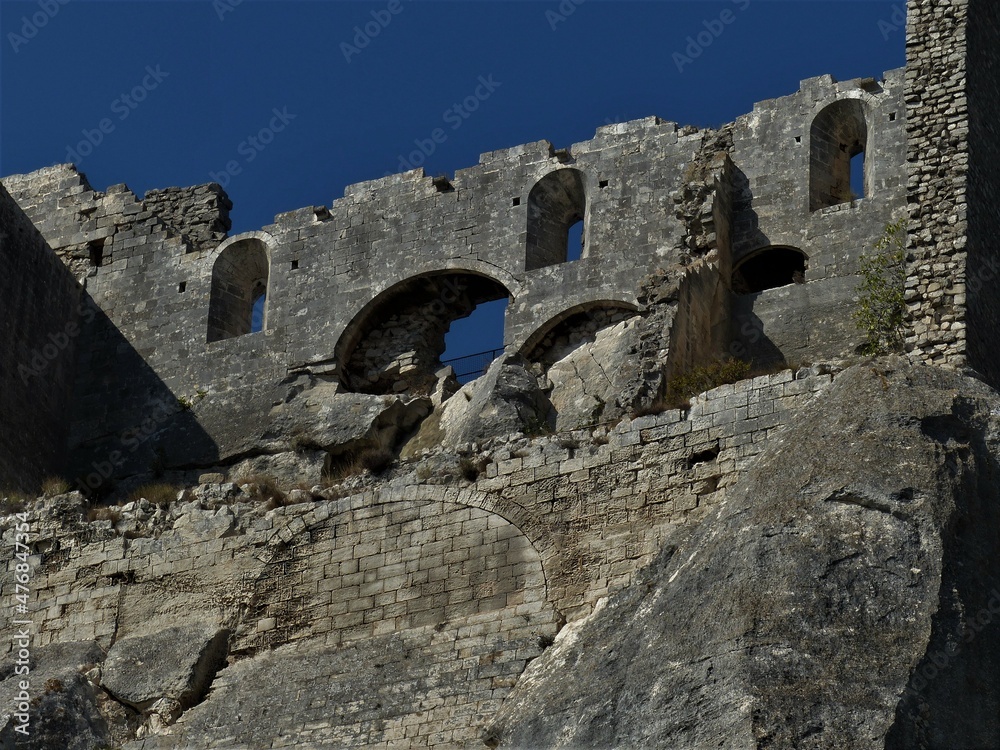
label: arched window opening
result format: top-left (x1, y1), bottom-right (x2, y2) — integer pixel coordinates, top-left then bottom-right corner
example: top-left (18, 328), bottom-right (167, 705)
top-left (526, 168), bottom-right (587, 270)
top-left (338, 273), bottom-right (511, 395)
top-left (207, 237), bottom-right (270, 342)
top-left (732, 247), bottom-right (808, 294)
top-left (810, 99), bottom-right (868, 211)
top-left (442, 297), bottom-right (509, 384)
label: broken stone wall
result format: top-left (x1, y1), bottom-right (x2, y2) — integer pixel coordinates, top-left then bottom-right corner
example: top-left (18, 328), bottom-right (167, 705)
top-left (730, 71), bottom-right (907, 365)
top-left (141, 185), bottom-right (232, 254)
top-left (666, 260), bottom-right (730, 378)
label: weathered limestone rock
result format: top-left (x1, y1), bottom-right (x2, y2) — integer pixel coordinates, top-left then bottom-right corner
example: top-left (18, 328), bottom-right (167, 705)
top-left (197, 377), bottom-right (430, 465)
top-left (0, 641), bottom-right (110, 750)
top-left (226, 450), bottom-right (326, 487)
top-left (488, 361), bottom-right (1000, 749)
top-left (545, 317), bottom-right (643, 430)
top-left (167, 506), bottom-right (236, 542)
top-left (102, 626), bottom-right (230, 714)
top-left (403, 354), bottom-right (551, 456)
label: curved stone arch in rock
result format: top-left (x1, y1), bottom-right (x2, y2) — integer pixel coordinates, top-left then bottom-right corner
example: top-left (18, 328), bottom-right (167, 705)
top-left (333, 268), bottom-right (516, 394)
top-left (257, 484), bottom-right (562, 610)
top-left (517, 297), bottom-right (641, 360)
top-left (262, 484), bottom-right (550, 556)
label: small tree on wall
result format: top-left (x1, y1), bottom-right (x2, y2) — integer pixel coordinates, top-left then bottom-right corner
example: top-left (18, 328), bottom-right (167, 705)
top-left (854, 219), bottom-right (907, 355)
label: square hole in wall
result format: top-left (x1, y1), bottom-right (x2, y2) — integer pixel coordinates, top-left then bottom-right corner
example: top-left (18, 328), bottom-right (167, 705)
top-left (88, 239), bottom-right (105, 267)
top-left (795, 136), bottom-right (802, 144)
top-left (512, 197), bottom-right (521, 206)
top-left (291, 259), bottom-right (299, 270)
top-left (889, 112), bottom-right (897, 121)
top-left (178, 281), bottom-right (187, 293)
top-left (599, 179), bottom-right (609, 188)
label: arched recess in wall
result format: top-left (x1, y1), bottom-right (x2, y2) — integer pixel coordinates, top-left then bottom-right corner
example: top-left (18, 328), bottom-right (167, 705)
top-left (731, 246), bottom-right (808, 294)
top-left (525, 168), bottom-right (588, 270)
top-left (207, 234), bottom-right (273, 342)
top-left (251, 488), bottom-right (562, 645)
top-left (520, 299), bottom-right (640, 364)
top-left (335, 270), bottom-right (513, 395)
top-left (810, 98), bottom-right (869, 211)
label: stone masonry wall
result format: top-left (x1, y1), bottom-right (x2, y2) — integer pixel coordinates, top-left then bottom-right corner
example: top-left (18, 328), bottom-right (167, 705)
top-left (0, 185), bottom-right (83, 491)
top-left (904, 0), bottom-right (970, 368)
top-left (1, 366), bottom-right (835, 747)
top-left (0, 73), bottom-right (900, 484)
top-left (141, 185), bottom-right (232, 254)
top-left (730, 71), bottom-right (907, 366)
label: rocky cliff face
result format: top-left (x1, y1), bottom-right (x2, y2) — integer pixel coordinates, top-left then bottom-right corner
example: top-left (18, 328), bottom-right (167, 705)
top-left (3, 360), bottom-right (1000, 749)
top-left (488, 361), bottom-right (1000, 749)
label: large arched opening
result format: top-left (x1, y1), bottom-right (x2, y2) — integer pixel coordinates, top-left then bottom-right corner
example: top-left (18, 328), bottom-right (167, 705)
top-left (732, 246), bottom-right (808, 295)
top-left (336, 271), bottom-right (512, 395)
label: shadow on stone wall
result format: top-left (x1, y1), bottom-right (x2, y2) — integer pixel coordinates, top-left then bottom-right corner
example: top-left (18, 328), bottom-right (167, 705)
top-left (66, 296), bottom-right (217, 496)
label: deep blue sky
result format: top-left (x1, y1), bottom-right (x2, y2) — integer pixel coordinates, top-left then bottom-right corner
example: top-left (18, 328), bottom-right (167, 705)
top-left (1, 0), bottom-right (906, 361)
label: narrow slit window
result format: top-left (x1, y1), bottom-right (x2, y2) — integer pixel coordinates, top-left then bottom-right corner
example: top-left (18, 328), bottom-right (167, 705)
top-left (850, 151), bottom-right (866, 200)
top-left (566, 218), bottom-right (584, 262)
top-left (251, 285), bottom-right (266, 333)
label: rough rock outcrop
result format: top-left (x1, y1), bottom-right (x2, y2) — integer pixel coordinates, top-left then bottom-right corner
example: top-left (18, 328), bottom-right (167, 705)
top-left (543, 318), bottom-right (644, 431)
top-left (0, 641), bottom-right (109, 750)
top-left (403, 354), bottom-right (551, 455)
top-left (488, 361), bottom-right (1000, 749)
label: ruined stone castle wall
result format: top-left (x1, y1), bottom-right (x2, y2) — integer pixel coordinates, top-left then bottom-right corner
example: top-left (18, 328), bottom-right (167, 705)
top-left (0, 185), bottom-right (82, 491)
top-left (3, 74), bottom-right (902, 485)
top-left (730, 70), bottom-right (907, 366)
top-left (4, 120), bottom-right (708, 481)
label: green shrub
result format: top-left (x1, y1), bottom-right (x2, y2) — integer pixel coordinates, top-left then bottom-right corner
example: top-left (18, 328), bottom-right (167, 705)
top-left (854, 219), bottom-right (907, 355)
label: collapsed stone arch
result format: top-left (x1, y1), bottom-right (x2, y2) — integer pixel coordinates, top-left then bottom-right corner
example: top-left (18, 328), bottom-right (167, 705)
top-left (207, 231), bottom-right (275, 343)
top-left (335, 269), bottom-right (513, 395)
top-left (520, 299), bottom-right (641, 365)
